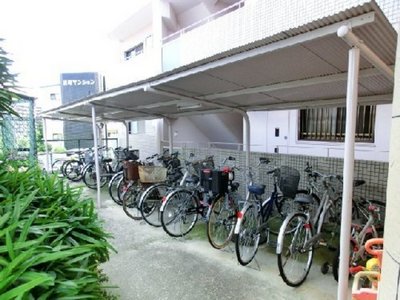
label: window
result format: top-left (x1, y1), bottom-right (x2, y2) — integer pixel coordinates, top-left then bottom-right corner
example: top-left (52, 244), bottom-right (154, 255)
top-left (128, 121), bottom-right (146, 134)
top-left (299, 105), bottom-right (376, 142)
top-left (50, 93), bottom-right (57, 101)
top-left (124, 43), bottom-right (144, 60)
top-left (52, 133), bottom-right (63, 140)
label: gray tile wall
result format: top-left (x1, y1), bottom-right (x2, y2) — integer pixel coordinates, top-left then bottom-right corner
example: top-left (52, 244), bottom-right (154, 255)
top-left (180, 147), bottom-right (388, 202)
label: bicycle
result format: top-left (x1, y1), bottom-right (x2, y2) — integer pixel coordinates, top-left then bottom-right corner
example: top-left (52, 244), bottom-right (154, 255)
top-left (159, 155), bottom-right (215, 237)
top-left (138, 152), bottom-right (185, 227)
top-left (108, 148), bottom-right (140, 205)
top-left (331, 198), bottom-right (385, 281)
top-left (82, 146), bottom-right (128, 189)
top-left (206, 156), bottom-right (243, 250)
top-left (234, 161), bottom-right (306, 266)
top-left (276, 169), bottom-right (353, 287)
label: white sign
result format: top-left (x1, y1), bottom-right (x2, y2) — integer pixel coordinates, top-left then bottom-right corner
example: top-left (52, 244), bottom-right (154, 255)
top-left (62, 79), bottom-right (95, 86)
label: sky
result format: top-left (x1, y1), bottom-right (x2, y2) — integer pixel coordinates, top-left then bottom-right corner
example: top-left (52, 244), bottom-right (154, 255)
top-left (0, 0), bottom-right (146, 94)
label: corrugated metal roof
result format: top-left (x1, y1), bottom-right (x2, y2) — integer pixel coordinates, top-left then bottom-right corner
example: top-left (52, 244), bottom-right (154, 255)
top-left (41, 0), bottom-right (397, 123)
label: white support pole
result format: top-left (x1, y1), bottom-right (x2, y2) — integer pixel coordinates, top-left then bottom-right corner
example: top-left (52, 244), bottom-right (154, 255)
top-left (91, 105), bottom-right (101, 208)
top-left (337, 47), bottom-right (360, 300)
top-left (43, 117), bottom-right (50, 171)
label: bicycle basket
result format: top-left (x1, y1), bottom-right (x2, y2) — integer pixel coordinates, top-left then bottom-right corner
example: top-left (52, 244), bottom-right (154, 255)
top-left (123, 161), bottom-right (140, 181)
top-left (278, 166), bottom-right (300, 199)
top-left (139, 166), bottom-right (167, 183)
top-left (84, 151), bottom-right (94, 164)
top-left (192, 156), bottom-right (215, 175)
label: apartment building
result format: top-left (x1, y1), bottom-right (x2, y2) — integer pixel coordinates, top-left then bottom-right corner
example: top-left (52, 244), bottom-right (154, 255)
top-left (104, 0), bottom-right (399, 161)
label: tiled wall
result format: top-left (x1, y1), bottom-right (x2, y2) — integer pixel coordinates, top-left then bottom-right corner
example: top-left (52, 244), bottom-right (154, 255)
top-left (180, 147), bottom-right (388, 202)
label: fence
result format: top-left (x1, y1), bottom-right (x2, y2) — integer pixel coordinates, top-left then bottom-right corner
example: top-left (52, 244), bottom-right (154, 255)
top-left (0, 97), bottom-right (37, 162)
top-left (179, 147), bottom-right (388, 203)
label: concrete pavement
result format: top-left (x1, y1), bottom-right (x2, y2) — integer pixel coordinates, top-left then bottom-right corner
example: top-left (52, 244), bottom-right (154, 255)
top-left (96, 197), bottom-right (349, 300)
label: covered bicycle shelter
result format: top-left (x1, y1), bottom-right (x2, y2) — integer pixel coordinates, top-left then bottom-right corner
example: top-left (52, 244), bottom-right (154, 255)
top-left (40, 1), bottom-right (397, 299)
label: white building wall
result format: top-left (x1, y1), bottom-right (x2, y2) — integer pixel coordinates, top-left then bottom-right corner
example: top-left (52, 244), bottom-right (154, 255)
top-left (249, 104), bottom-right (392, 162)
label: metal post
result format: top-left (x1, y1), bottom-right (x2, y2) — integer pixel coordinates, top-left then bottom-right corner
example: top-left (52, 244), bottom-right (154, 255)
top-left (91, 105), bottom-right (101, 208)
top-left (104, 123), bottom-right (108, 149)
top-left (124, 121), bottom-right (130, 148)
top-left (242, 112), bottom-right (250, 170)
top-left (337, 47), bottom-right (360, 300)
top-left (43, 118), bottom-right (50, 171)
top-left (165, 118), bottom-right (173, 154)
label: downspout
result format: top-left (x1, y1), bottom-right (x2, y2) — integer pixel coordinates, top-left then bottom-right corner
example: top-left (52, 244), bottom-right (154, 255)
top-left (124, 121), bottom-right (130, 149)
top-left (164, 117), bottom-right (173, 154)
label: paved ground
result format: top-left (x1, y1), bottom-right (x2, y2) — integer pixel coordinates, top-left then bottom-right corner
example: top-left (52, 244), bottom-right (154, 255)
top-left (82, 187), bottom-right (349, 300)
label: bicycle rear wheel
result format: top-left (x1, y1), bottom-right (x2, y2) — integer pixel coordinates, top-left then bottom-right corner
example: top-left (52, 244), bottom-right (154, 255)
top-left (235, 204), bottom-right (260, 266)
top-left (277, 212), bottom-right (313, 287)
top-left (140, 183), bottom-right (169, 227)
top-left (161, 189), bottom-right (199, 237)
top-left (122, 181), bottom-right (143, 220)
top-left (82, 163), bottom-right (108, 189)
top-left (63, 160), bottom-right (84, 181)
top-left (207, 194), bottom-right (237, 249)
top-left (108, 171), bottom-right (123, 205)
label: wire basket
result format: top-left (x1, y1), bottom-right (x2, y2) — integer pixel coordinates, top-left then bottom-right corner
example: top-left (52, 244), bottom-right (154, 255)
top-left (139, 166), bottom-right (167, 183)
top-left (278, 166), bottom-right (300, 199)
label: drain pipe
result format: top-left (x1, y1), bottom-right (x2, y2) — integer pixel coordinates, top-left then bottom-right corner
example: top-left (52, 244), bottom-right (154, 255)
top-left (124, 121), bottom-right (130, 149)
top-left (164, 118), bottom-right (173, 154)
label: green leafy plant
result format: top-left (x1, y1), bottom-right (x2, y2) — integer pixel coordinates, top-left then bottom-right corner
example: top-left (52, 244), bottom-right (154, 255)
top-left (0, 160), bottom-right (116, 299)
top-left (0, 38), bottom-right (20, 120)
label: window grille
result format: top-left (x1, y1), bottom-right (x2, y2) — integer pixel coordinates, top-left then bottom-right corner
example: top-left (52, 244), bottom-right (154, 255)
top-left (124, 43), bottom-right (144, 60)
top-left (299, 105), bottom-right (376, 142)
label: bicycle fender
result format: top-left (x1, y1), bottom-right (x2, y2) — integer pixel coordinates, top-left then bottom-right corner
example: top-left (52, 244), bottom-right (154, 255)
top-left (138, 183), bottom-right (164, 208)
top-left (276, 212), bottom-right (308, 254)
top-left (108, 171), bottom-right (123, 189)
top-left (159, 187), bottom-right (187, 212)
top-left (234, 202), bottom-right (252, 235)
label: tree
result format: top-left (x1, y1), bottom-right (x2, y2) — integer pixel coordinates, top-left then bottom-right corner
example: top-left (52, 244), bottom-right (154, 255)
top-left (0, 38), bottom-right (20, 119)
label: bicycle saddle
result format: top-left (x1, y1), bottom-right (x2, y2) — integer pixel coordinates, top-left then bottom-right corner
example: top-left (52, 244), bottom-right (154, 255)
top-left (294, 193), bottom-right (314, 204)
top-left (248, 184), bottom-right (265, 196)
top-left (102, 158), bottom-right (113, 163)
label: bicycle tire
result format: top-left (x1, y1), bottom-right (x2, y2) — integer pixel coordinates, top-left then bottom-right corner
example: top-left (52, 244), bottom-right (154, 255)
top-left (140, 183), bottom-right (170, 227)
top-left (207, 194), bottom-right (237, 249)
top-left (332, 241), bottom-right (356, 282)
top-left (63, 160), bottom-right (84, 182)
top-left (277, 212), bottom-right (314, 287)
top-left (82, 163), bottom-right (108, 189)
top-left (51, 159), bottom-right (65, 175)
top-left (161, 189), bottom-right (199, 237)
top-left (122, 181), bottom-right (143, 220)
top-left (235, 204), bottom-right (260, 266)
top-left (108, 171), bottom-right (123, 205)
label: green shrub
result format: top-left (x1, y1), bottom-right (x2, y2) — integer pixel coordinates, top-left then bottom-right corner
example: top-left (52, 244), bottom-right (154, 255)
top-left (53, 146), bottom-right (66, 154)
top-left (0, 160), bottom-right (115, 299)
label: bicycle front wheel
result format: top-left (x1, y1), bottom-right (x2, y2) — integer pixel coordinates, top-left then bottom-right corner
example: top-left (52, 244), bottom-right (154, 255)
top-left (207, 194), bottom-right (237, 249)
top-left (235, 204), bottom-right (260, 266)
top-left (140, 183), bottom-right (170, 227)
top-left (161, 189), bottom-right (199, 237)
top-left (277, 212), bottom-right (313, 287)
